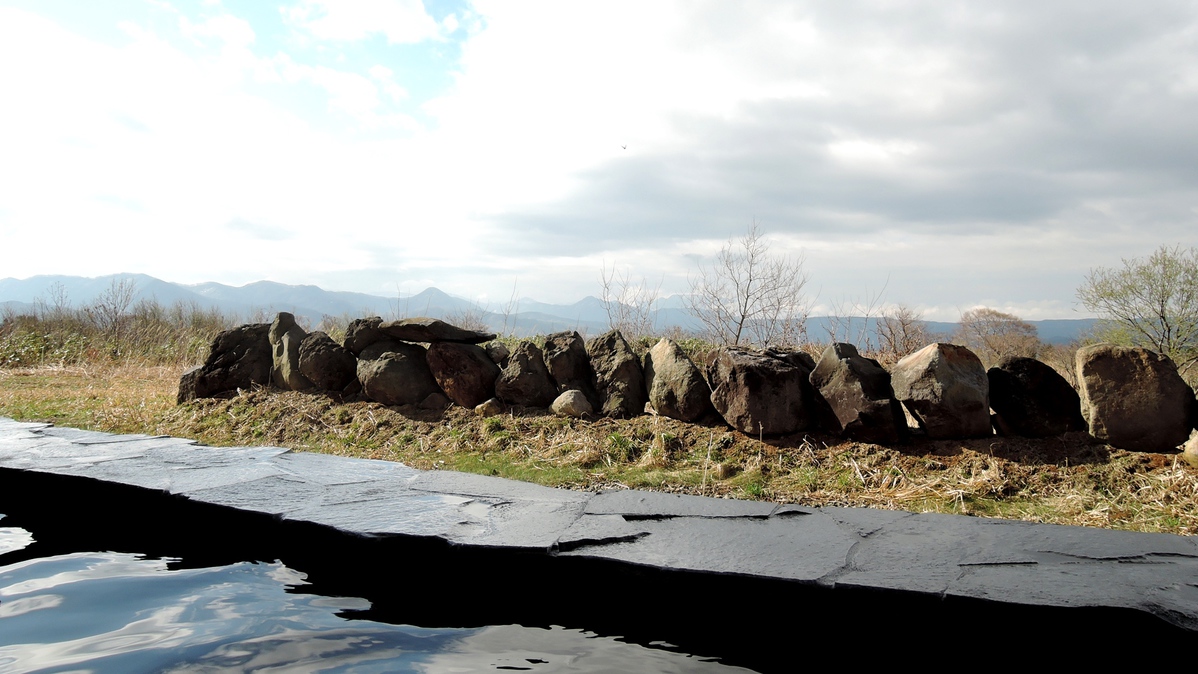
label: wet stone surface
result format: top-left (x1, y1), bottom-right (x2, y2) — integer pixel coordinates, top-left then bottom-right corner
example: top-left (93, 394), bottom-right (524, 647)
top-left (1, 416), bottom-right (1197, 632)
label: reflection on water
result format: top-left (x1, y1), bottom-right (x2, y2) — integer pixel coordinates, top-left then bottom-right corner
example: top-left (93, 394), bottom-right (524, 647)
top-left (0, 518), bottom-right (755, 673)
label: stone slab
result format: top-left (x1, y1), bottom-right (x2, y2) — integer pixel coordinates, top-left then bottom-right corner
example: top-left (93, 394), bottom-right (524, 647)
top-left (1, 415), bottom-right (1197, 632)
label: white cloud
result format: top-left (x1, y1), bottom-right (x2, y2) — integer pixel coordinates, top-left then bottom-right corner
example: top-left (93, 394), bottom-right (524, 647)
top-left (181, 14), bottom-right (255, 47)
top-left (3, 2), bottom-right (1197, 316)
top-left (283, 0), bottom-right (442, 43)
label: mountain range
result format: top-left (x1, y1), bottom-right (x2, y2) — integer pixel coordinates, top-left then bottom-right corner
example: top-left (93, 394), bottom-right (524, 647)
top-left (0, 273), bottom-right (1097, 344)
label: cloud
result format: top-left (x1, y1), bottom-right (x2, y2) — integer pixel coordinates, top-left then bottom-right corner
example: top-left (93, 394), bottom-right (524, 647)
top-left (225, 218), bottom-right (295, 241)
top-left (2, 2), bottom-right (1197, 317)
top-left (283, 0), bottom-right (442, 44)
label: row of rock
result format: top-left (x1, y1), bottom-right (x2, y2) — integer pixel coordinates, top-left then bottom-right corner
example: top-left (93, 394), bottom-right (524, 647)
top-left (178, 315), bottom-right (1198, 453)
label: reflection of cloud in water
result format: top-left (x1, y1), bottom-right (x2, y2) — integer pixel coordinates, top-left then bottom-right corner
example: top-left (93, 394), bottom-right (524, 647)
top-left (0, 551), bottom-right (470, 672)
top-left (164, 627), bottom-right (459, 673)
top-left (0, 525), bottom-right (34, 556)
top-left (417, 625), bottom-right (758, 673)
top-left (0, 548), bottom-right (754, 672)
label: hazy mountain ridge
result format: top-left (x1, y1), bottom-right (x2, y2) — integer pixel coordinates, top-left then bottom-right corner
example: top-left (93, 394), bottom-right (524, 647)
top-left (0, 274), bottom-right (1097, 344)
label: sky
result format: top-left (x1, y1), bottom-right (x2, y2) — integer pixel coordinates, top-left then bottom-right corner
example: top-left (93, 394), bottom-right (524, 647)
top-left (1, 1), bottom-right (1196, 321)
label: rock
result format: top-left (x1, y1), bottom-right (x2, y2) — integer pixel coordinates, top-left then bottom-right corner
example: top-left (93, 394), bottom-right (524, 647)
top-left (987, 357), bottom-right (1086, 438)
top-left (587, 330), bottom-right (648, 418)
top-left (298, 331), bottom-right (358, 392)
top-left (706, 347), bottom-right (819, 436)
top-left (890, 343), bottom-right (991, 439)
top-left (1183, 431), bottom-right (1198, 468)
top-left (426, 342), bottom-right (501, 408)
top-left (356, 343), bottom-right (444, 407)
top-left (379, 317), bottom-right (496, 344)
top-left (1075, 344), bottom-right (1197, 452)
top-left (475, 398), bottom-right (504, 417)
top-left (769, 349), bottom-right (817, 373)
top-left (268, 312), bottom-right (312, 391)
top-left (552, 390), bottom-right (593, 418)
top-left (342, 316), bottom-right (386, 356)
top-left (809, 343), bottom-right (905, 444)
top-left (543, 331), bottom-right (600, 406)
top-left (177, 323), bottom-right (272, 403)
top-left (485, 342), bottom-right (511, 367)
top-left (495, 341), bottom-right (558, 408)
top-left (419, 392), bottom-right (450, 411)
top-left (357, 340), bottom-right (410, 362)
top-left (643, 338), bottom-right (713, 422)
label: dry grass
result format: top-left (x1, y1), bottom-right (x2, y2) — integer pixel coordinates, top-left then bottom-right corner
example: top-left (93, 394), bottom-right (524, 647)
top-left (2, 364), bottom-right (1196, 536)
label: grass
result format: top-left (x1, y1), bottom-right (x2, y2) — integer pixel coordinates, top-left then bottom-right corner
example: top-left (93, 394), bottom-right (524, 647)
top-left (2, 363), bottom-right (1197, 536)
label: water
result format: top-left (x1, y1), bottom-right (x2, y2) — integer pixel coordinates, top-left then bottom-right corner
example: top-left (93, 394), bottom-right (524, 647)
top-left (0, 517), bottom-right (756, 673)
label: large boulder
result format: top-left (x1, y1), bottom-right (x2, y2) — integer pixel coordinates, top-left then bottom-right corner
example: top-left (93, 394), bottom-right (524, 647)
top-left (268, 313), bottom-right (312, 391)
top-left (543, 331), bottom-right (600, 406)
top-left (177, 323), bottom-right (272, 403)
top-left (586, 330), bottom-right (647, 418)
top-left (426, 342), bottom-right (501, 408)
top-left (357, 340), bottom-right (410, 362)
top-left (643, 338), bottom-right (713, 422)
top-left (1075, 344), bottom-right (1197, 452)
top-left (988, 356), bottom-right (1086, 438)
top-left (298, 331), bottom-right (358, 392)
top-left (495, 341), bottom-right (558, 408)
top-left (379, 317), bottom-right (496, 344)
top-left (809, 343), bottom-right (905, 444)
top-left (356, 342), bottom-right (444, 407)
top-left (342, 316), bottom-right (386, 356)
top-left (706, 347), bottom-right (819, 436)
top-left (890, 343), bottom-right (991, 439)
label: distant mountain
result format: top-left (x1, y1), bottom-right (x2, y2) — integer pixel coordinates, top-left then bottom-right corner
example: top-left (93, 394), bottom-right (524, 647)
top-left (0, 273), bottom-right (1098, 343)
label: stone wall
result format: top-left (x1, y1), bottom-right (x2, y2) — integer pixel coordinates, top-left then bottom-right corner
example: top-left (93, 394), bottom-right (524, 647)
top-left (179, 314), bottom-right (1198, 452)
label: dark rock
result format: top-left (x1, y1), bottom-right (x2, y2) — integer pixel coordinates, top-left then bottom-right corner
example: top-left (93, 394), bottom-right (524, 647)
top-left (987, 357), bottom-right (1086, 438)
top-left (342, 317), bottom-right (386, 356)
top-left (890, 343), bottom-right (991, 439)
top-left (419, 392), bottom-right (450, 411)
top-left (769, 349), bottom-right (817, 374)
top-left (379, 317), bottom-right (496, 344)
top-left (426, 342), bottom-right (501, 408)
top-left (643, 338), bottom-right (713, 422)
top-left (706, 347), bottom-right (818, 435)
top-left (495, 341), bottom-right (558, 408)
top-left (177, 323), bottom-right (272, 403)
top-left (356, 343), bottom-right (444, 407)
top-left (1076, 344), bottom-right (1197, 452)
top-left (543, 331), bottom-right (600, 407)
top-left (552, 390), bottom-right (592, 418)
top-left (587, 330), bottom-right (647, 418)
top-left (298, 331), bottom-right (357, 392)
top-left (810, 343), bottom-right (905, 444)
top-left (268, 312), bottom-right (312, 391)
top-left (485, 342), bottom-right (511, 367)
top-left (357, 340), bottom-right (412, 362)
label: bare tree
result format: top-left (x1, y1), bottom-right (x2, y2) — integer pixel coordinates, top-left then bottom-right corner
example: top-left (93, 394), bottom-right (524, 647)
top-left (1077, 244), bottom-right (1198, 368)
top-left (685, 222), bottom-right (811, 348)
top-left (955, 307), bottom-right (1040, 366)
top-left (34, 281), bottom-right (71, 321)
top-left (445, 303), bottom-right (493, 333)
top-left (876, 304), bottom-right (930, 365)
top-left (498, 279), bottom-right (520, 337)
top-left (85, 277), bottom-right (138, 355)
top-left (599, 263), bottom-right (661, 342)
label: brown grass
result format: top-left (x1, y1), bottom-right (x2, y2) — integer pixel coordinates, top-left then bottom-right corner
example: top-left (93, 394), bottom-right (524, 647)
top-left (2, 364), bottom-right (1196, 535)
